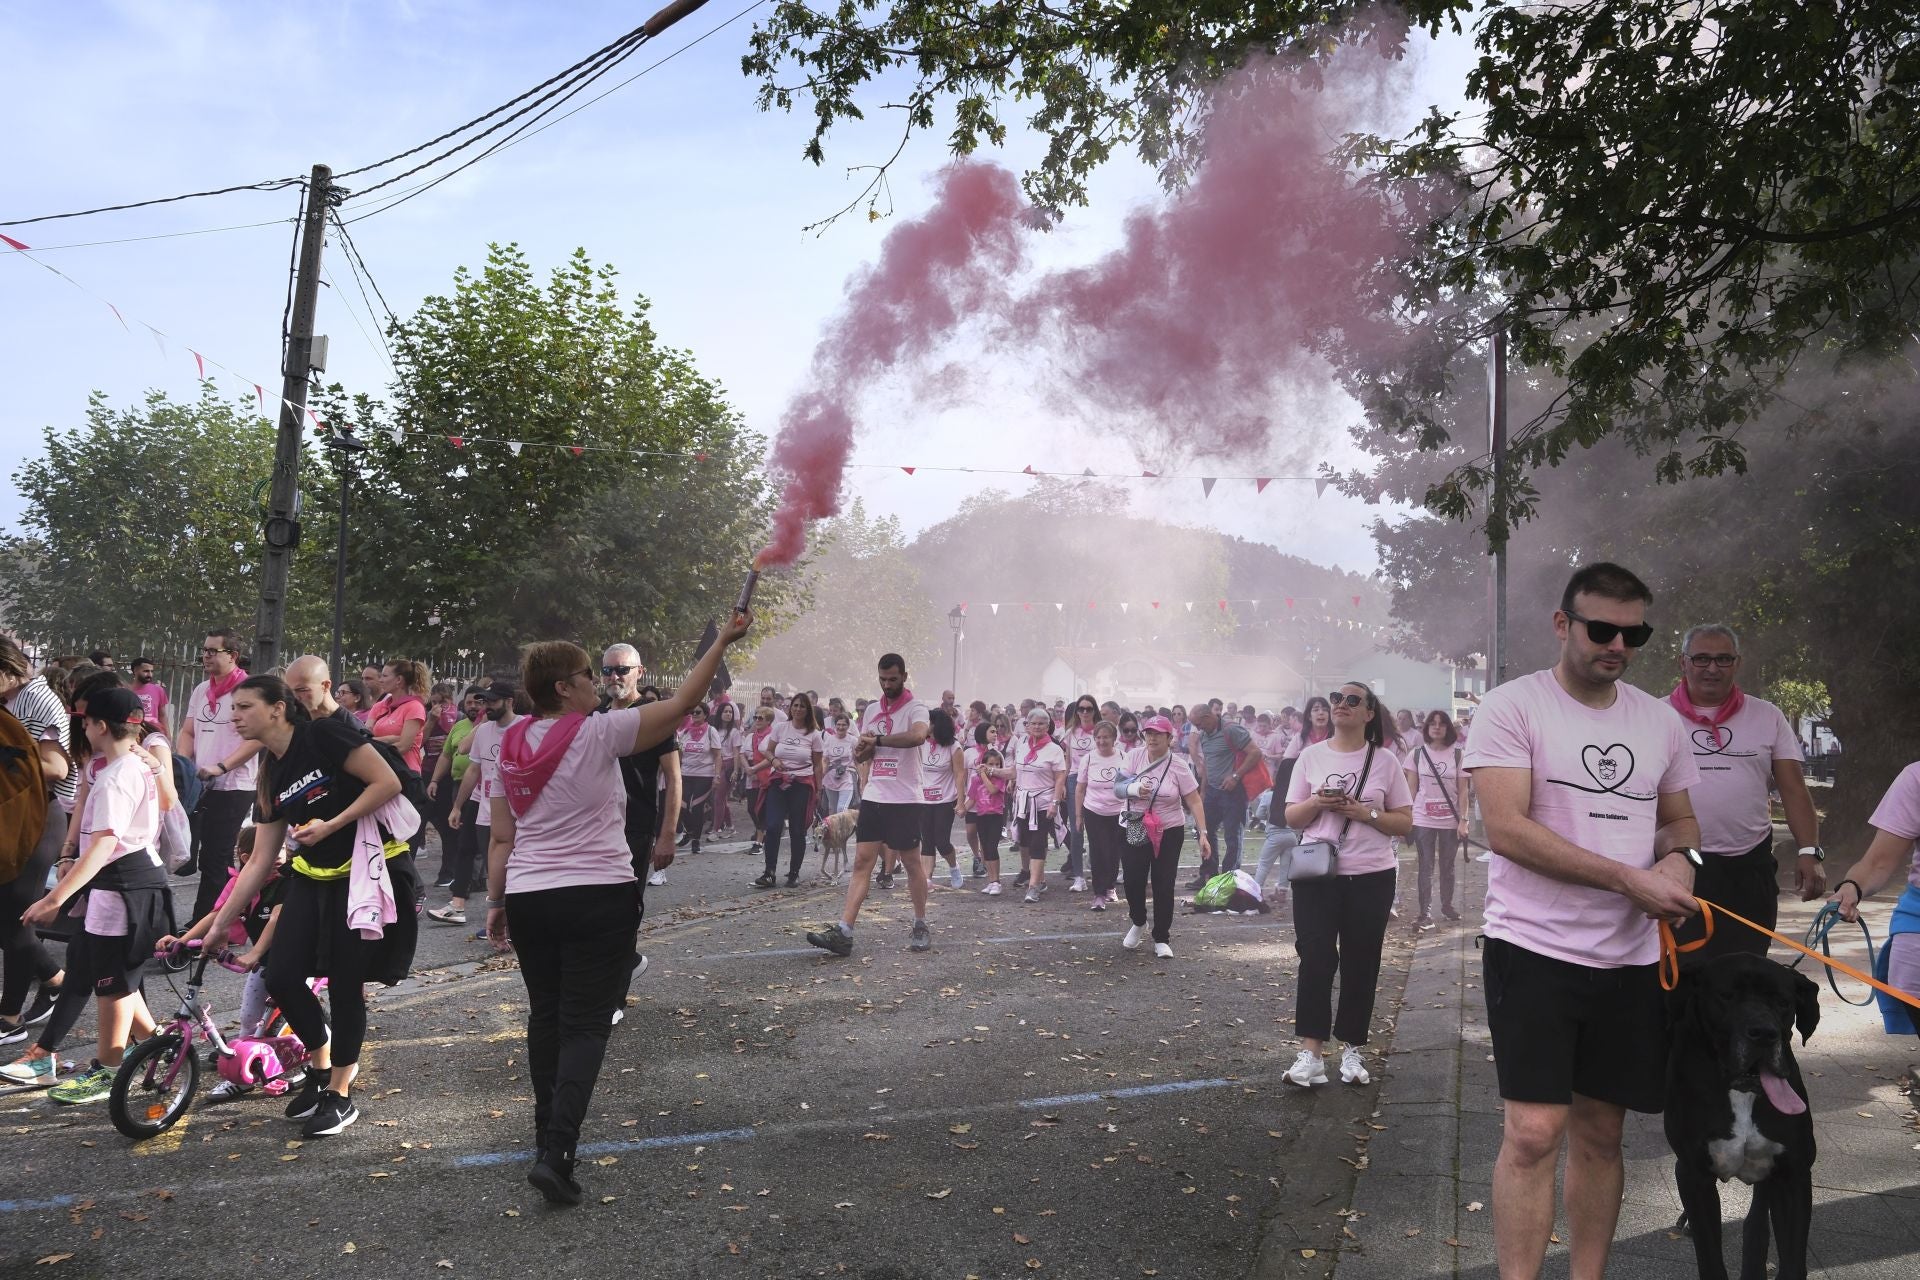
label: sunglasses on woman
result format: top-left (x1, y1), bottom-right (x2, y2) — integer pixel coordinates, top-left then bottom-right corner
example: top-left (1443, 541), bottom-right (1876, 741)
top-left (1327, 692), bottom-right (1368, 708)
top-left (1564, 611), bottom-right (1655, 648)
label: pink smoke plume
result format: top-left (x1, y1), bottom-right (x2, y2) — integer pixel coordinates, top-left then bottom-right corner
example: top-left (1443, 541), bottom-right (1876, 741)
top-left (755, 163), bottom-right (1030, 567)
top-left (755, 44), bottom-right (1415, 567)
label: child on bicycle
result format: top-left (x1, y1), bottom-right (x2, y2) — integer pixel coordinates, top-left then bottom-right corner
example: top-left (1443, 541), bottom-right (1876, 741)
top-left (157, 824), bottom-right (290, 1100)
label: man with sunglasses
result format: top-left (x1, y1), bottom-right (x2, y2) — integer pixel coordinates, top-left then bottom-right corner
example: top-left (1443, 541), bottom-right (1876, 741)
top-left (1464, 562), bottom-right (1704, 1280)
top-left (1667, 624), bottom-right (1824, 961)
top-left (598, 646), bottom-right (682, 893)
top-left (176, 627), bottom-right (261, 919)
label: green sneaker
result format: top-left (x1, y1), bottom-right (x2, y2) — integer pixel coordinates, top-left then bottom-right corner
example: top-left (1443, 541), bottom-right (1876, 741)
top-left (49, 1064), bottom-right (114, 1105)
top-left (0, 1053), bottom-right (58, 1087)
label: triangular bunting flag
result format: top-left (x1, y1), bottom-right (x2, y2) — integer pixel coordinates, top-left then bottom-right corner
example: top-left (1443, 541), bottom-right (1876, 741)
top-left (107, 302), bottom-right (128, 331)
top-left (1184, 602), bottom-right (1194, 613)
top-left (448, 435), bottom-right (464, 448)
top-left (1218, 600), bottom-right (1228, 610)
top-left (1150, 601), bottom-right (1160, 610)
top-left (1053, 602), bottom-right (1064, 612)
top-left (1286, 597), bottom-right (1295, 609)
top-left (0, 233), bottom-right (28, 251)
top-left (144, 324), bottom-right (167, 357)
top-left (1314, 478), bottom-right (1330, 497)
top-left (1023, 464), bottom-right (1038, 476)
top-left (254, 384), bottom-right (265, 409)
top-left (1255, 477), bottom-right (1271, 493)
top-left (1086, 601), bottom-right (1097, 610)
top-left (1249, 599), bottom-right (1259, 611)
top-left (1201, 477), bottom-right (1216, 497)
top-left (1082, 468), bottom-right (1094, 477)
top-left (1352, 595), bottom-right (1362, 607)
top-left (901, 466), bottom-right (915, 475)
top-left (191, 350), bottom-right (205, 380)
top-left (389, 422), bottom-right (404, 445)
top-left (570, 446), bottom-right (584, 457)
top-left (989, 603), bottom-right (999, 615)
top-left (508, 441), bottom-right (523, 456)
top-left (1119, 602), bottom-right (1129, 614)
top-left (1141, 470), bottom-right (1158, 479)
top-left (306, 408), bottom-right (321, 429)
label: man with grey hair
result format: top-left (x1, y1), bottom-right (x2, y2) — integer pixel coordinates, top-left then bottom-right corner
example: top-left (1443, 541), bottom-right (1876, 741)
top-left (1666, 622), bottom-right (1825, 960)
top-left (600, 645), bottom-right (682, 891)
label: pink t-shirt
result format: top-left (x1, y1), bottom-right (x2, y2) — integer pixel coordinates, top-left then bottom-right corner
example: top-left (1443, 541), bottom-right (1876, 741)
top-left (1120, 747), bottom-right (1199, 827)
top-left (186, 678), bottom-right (258, 791)
top-left (368, 695), bottom-right (428, 773)
top-left (133, 680), bottom-right (169, 726)
top-left (1284, 729), bottom-right (1330, 761)
top-left (921, 741), bottom-right (959, 804)
top-left (767, 721), bottom-right (822, 782)
top-left (1063, 724), bottom-right (1099, 777)
top-left (503, 708), bottom-right (644, 893)
top-left (677, 723), bottom-right (721, 778)
top-left (822, 733), bottom-right (856, 791)
top-left (1674, 694), bottom-right (1802, 854)
top-left (967, 773), bottom-right (1006, 816)
top-left (78, 753), bottom-right (161, 934)
top-left (1079, 747), bottom-right (1129, 818)
top-left (1010, 736), bottom-right (1067, 813)
top-left (1463, 669), bottom-right (1700, 968)
top-left (1403, 741), bottom-right (1468, 831)
top-left (1866, 761), bottom-right (1920, 892)
top-left (858, 696), bottom-right (930, 805)
top-left (1286, 741), bottom-right (1415, 875)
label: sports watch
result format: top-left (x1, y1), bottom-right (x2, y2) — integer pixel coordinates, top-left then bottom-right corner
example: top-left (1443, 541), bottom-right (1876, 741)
top-left (1798, 845), bottom-right (1825, 862)
top-left (1674, 846), bottom-right (1705, 869)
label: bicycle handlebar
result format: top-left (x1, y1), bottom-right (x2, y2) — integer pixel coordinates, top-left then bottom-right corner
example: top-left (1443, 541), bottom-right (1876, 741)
top-left (156, 939), bottom-right (251, 974)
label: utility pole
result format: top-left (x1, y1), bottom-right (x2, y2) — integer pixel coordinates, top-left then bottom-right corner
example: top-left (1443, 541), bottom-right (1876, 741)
top-left (1486, 327), bottom-right (1510, 690)
top-left (253, 164), bottom-right (333, 672)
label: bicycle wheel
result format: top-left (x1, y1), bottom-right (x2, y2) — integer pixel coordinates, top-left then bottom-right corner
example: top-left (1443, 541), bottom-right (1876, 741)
top-left (109, 1031), bottom-right (200, 1140)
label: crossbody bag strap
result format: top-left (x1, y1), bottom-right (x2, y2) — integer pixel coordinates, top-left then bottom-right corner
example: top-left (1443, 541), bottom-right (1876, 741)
top-left (1419, 745), bottom-right (1462, 821)
top-left (1329, 742), bottom-right (1376, 848)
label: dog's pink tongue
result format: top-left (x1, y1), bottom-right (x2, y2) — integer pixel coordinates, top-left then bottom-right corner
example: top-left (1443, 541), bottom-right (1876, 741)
top-left (1760, 1069), bottom-right (1806, 1116)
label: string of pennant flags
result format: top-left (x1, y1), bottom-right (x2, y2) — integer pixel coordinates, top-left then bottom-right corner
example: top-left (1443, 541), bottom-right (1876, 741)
top-left (958, 595), bottom-right (1373, 616)
top-left (2, 233), bottom-right (1343, 495)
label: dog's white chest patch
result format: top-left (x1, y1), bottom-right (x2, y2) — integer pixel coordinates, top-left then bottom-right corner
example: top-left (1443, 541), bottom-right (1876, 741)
top-left (1708, 1089), bottom-right (1784, 1183)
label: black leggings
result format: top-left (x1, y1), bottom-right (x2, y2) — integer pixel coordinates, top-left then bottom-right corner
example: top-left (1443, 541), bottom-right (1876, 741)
top-left (426, 781), bottom-right (458, 878)
top-left (762, 780), bottom-right (813, 876)
top-left (1, 806), bottom-right (64, 1017)
top-left (507, 881), bottom-right (640, 1163)
top-left (1292, 869), bottom-right (1396, 1045)
top-left (921, 801), bottom-right (957, 862)
top-left (1083, 810), bottom-right (1124, 897)
top-left (682, 776), bottom-right (715, 852)
top-left (267, 875), bottom-right (374, 1069)
top-left (976, 814), bottom-right (1005, 861)
top-left (449, 799), bottom-right (483, 898)
top-left (36, 923), bottom-right (102, 1052)
top-left (1122, 826), bottom-right (1185, 943)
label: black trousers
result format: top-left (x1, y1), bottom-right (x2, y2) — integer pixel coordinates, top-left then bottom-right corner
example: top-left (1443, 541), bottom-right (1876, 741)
top-left (1, 806), bottom-right (64, 1017)
top-left (1292, 868), bottom-right (1396, 1045)
top-left (506, 881), bottom-right (641, 1163)
top-left (921, 800), bottom-right (957, 861)
top-left (761, 781), bottom-right (813, 876)
top-left (1121, 827), bottom-right (1185, 943)
top-left (267, 874), bottom-right (376, 1069)
top-left (1084, 810), bottom-right (1124, 897)
top-left (681, 775), bottom-right (715, 851)
top-left (189, 789), bottom-right (255, 922)
top-left (426, 781), bottom-right (458, 879)
top-left (1671, 835), bottom-right (1777, 960)
top-left (450, 799), bottom-right (483, 898)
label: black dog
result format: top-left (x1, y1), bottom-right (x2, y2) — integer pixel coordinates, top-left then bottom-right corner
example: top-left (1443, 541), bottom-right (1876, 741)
top-left (1664, 952), bottom-right (1821, 1280)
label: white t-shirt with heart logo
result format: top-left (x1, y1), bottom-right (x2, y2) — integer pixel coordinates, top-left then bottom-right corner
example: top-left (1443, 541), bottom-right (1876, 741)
top-left (1464, 669), bottom-right (1699, 968)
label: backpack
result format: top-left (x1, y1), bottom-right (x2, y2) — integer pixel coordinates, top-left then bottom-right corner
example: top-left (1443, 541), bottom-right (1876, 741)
top-left (0, 707), bottom-right (50, 882)
top-left (359, 731), bottom-right (428, 814)
top-left (173, 748), bottom-right (205, 816)
top-left (1193, 869), bottom-right (1266, 914)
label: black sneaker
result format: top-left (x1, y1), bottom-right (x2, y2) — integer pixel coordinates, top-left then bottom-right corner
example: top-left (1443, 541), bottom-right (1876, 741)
top-left (752, 873), bottom-right (776, 888)
top-left (434, 876), bottom-right (455, 889)
top-left (22, 981), bottom-right (61, 1027)
top-left (970, 857), bottom-right (985, 878)
top-left (172, 860), bottom-right (197, 878)
top-left (784, 873), bottom-right (799, 888)
top-left (283, 1070), bottom-right (326, 1120)
top-left (805, 926), bottom-right (853, 957)
top-left (302, 1089), bottom-right (359, 1137)
top-left (528, 1156), bottom-right (583, 1206)
top-left (677, 831), bottom-right (693, 848)
top-left (876, 873), bottom-right (894, 889)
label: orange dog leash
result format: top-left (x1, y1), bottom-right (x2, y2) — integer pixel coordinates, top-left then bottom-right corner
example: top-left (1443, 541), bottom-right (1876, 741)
top-left (1658, 896), bottom-right (1920, 1011)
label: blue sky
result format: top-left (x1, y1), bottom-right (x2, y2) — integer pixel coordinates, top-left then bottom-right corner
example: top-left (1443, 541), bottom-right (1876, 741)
top-left (2, 1), bottom-right (1477, 575)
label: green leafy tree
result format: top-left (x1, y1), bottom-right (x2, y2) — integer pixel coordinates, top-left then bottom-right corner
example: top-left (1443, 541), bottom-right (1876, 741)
top-left (741, 498), bottom-right (938, 693)
top-left (0, 386), bottom-right (334, 653)
top-left (336, 245), bottom-right (796, 667)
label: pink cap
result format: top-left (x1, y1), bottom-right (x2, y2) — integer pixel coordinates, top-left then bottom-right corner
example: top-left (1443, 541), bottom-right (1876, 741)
top-left (1140, 715), bottom-right (1175, 735)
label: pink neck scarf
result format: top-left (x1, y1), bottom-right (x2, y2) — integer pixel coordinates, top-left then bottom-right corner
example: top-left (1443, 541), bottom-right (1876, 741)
top-left (1668, 682), bottom-right (1745, 748)
top-left (498, 713), bottom-right (587, 817)
top-left (206, 666), bottom-right (247, 707)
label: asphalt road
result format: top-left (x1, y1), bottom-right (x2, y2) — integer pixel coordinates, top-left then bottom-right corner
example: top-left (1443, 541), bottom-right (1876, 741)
top-left (2, 829), bottom-right (1414, 1279)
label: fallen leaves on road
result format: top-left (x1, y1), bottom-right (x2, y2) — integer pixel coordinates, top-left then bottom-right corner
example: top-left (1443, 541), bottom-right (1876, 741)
top-left (341, 1243), bottom-right (356, 1255)
top-left (927, 1188), bottom-right (952, 1200)
top-left (35, 1255), bottom-right (73, 1267)
top-left (948, 1123), bottom-right (972, 1134)
top-left (1014, 1233), bottom-right (1030, 1245)
top-left (1465, 1200), bottom-right (1484, 1212)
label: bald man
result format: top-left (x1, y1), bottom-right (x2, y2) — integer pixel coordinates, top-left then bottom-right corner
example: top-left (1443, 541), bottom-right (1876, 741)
top-left (285, 655), bottom-right (359, 727)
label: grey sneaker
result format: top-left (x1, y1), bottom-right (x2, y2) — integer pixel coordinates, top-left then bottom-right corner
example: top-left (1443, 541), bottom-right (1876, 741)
top-left (805, 925), bottom-right (853, 957)
top-left (909, 920), bottom-right (931, 952)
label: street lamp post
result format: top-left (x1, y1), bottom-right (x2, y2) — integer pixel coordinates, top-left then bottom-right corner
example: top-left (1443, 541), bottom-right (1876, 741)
top-left (325, 428), bottom-right (369, 679)
top-left (948, 606), bottom-right (965, 696)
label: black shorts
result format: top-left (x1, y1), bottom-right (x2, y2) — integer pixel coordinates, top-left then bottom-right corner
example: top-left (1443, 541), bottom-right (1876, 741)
top-left (856, 799), bottom-right (923, 852)
top-left (1013, 809), bottom-right (1054, 860)
top-left (1482, 936), bottom-right (1666, 1113)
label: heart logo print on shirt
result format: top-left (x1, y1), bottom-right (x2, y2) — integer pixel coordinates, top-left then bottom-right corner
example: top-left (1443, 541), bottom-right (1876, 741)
top-left (1324, 771), bottom-right (1359, 794)
top-left (1580, 744), bottom-right (1635, 793)
top-left (1690, 726), bottom-right (1731, 754)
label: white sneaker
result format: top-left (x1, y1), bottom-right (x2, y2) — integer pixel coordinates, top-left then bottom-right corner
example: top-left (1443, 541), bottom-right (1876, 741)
top-left (949, 866), bottom-right (965, 890)
top-left (1475, 851), bottom-right (1492, 863)
top-left (1283, 1049), bottom-right (1327, 1087)
top-left (1122, 924), bottom-right (1144, 951)
top-left (1339, 1046), bottom-right (1370, 1085)
top-left (647, 870), bottom-right (667, 886)
top-left (985, 881), bottom-right (1002, 896)
top-left (1068, 877), bottom-right (1087, 893)
top-left (1153, 941), bottom-right (1173, 959)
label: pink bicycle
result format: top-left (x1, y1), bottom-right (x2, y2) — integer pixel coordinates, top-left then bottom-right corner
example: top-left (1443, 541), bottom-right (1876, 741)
top-left (108, 940), bottom-right (318, 1140)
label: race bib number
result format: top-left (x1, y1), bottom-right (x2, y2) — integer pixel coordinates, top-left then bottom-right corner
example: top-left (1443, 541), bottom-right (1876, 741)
top-left (922, 786), bottom-right (943, 802)
top-left (871, 758), bottom-right (899, 780)
top-left (1424, 800), bottom-right (1453, 820)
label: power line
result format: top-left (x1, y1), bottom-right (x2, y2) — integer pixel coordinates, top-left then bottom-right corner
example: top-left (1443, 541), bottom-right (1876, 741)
top-left (340, 0), bottom-right (766, 225)
top-left (0, 217), bottom-right (293, 253)
top-left (330, 215), bottom-right (400, 332)
top-left (322, 266), bottom-right (393, 372)
top-left (1, 176), bottom-right (303, 229)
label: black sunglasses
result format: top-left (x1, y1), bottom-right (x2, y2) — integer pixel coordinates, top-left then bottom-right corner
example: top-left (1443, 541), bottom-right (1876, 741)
top-left (1685, 653), bottom-right (1737, 669)
top-left (601, 665), bottom-right (637, 677)
top-left (1565, 610), bottom-right (1654, 648)
top-left (1328, 692), bottom-right (1368, 709)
